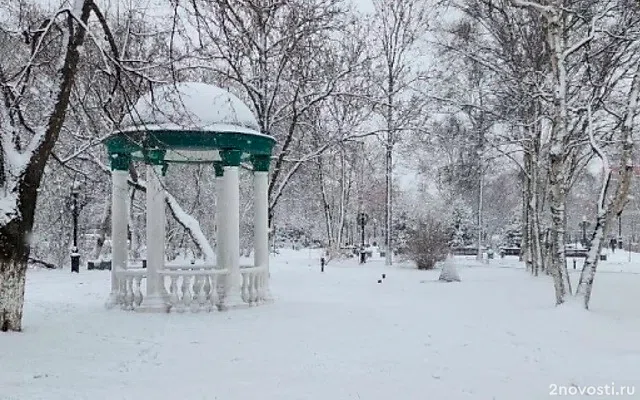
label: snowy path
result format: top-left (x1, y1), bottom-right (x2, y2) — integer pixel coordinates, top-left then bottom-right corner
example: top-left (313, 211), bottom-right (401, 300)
top-left (1, 251), bottom-right (639, 400)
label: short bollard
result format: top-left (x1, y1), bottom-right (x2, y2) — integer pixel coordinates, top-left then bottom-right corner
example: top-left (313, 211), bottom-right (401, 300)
top-left (382, 273), bottom-right (386, 279)
top-left (320, 257), bottom-right (325, 272)
top-left (573, 258), bottom-right (576, 270)
top-left (377, 279), bottom-right (382, 284)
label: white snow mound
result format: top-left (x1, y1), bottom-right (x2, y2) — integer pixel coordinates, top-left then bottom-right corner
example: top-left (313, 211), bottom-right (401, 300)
top-left (439, 257), bottom-right (461, 282)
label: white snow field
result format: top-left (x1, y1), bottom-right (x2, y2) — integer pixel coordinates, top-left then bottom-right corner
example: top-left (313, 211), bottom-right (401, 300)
top-left (1, 250), bottom-right (639, 400)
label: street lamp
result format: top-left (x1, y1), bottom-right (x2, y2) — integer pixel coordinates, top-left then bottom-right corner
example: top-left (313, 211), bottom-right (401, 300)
top-left (70, 181), bottom-right (82, 273)
top-left (579, 216), bottom-right (590, 248)
top-left (618, 212), bottom-right (623, 249)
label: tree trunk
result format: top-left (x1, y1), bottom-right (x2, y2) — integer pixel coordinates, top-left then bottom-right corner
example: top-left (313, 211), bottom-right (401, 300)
top-left (531, 190), bottom-right (543, 277)
top-left (384, 70), bottom-right (394, 266)
top-left (0, 218), bottom-right (30, 331)
top-left (576, 65), bottom-right (639, 309)
top-left (337, 149), bottom-right (352, 250)
top-left (532, 104), bottom-right (545, 276)
top-left (385, 132), bottom-right (393, 265)
top-left (528, 181), bottom-right (538, 276)
top-left (0, 257), bottom-right (27, 332)
top-left (524, 147), bottom-right (544, 277)
top-left (316, 156), bottom-right (334, 250)
top-left (547, 9), bottom-right (568, 305)
top-left (548, 172), bottom-right (567, 305)
top-left (522, 150), bottom-right (533, 272)
top-left (562, 200), bottom-right (572, 295)
top-left (92, 196), bottom-right (112, 260)
top-left (538, 164), bottom-right (550, 275)
top-left (576, 212), bottom-right (607, 307)
top-left (520, 171), bottom-right (529, 264)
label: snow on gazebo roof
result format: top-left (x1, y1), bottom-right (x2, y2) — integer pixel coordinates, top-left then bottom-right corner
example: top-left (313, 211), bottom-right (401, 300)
top-left (120, 82), bottom-right (262, 136)
top-left (107, 82), bottom-right (275, 164)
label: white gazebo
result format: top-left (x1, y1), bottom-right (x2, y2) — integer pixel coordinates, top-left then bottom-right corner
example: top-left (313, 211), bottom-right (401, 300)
top-left (104, 82), bottom-right (276, 312)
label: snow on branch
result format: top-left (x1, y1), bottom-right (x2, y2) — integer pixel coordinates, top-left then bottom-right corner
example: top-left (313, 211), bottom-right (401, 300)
top-left (165, 191), bottom-right (216, 261)
top-left (562, 33), bottom-right (595, 60)
top-left (510, 0), bottom-right (554, 16)
top-left (128, 178), bottom-right (215, 261)
top-left (58, 133), bottom-right (114, 164)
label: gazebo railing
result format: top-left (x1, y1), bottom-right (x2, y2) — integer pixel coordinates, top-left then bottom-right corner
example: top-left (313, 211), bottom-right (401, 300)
top-left (114, 263), bottom-right (268, 312)
top-left (161, 269), bottom-right (228, 312)
top-left (116, 268), bottom-right (147, 310)
top-left (239, 265), bottom-right (268, 305)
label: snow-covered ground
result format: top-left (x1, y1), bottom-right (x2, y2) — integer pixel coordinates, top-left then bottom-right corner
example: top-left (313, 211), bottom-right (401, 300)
top-left (1, 250), bottom-right (639, 400)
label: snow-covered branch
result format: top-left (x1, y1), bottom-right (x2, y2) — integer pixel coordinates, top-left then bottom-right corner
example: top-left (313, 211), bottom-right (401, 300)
top-left (510, 0), bottom-right (554, 16)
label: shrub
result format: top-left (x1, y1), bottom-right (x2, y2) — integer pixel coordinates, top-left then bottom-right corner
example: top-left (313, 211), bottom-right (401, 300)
top-left (405, 215), bottom-right (450, 270)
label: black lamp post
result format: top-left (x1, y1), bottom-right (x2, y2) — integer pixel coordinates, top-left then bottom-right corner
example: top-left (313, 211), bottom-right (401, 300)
top-left (70, 181), bottom-right (82, 273)
top-left (618, 212), bottom-right (623, 249)
top-left (357, 212), bottom-right (369, 264)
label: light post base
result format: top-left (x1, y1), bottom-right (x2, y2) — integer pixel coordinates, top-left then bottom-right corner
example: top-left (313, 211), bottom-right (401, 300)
top-left (71, 250), bottom-right (80, 273)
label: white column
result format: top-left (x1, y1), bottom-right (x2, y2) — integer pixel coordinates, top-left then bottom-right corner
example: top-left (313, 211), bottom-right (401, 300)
top-left (215, 173), bottom-right (225, 270)
top-left (138, 164), bottom-right (168, 312)
top-left (223, 164), bottom-right (244, 307)
top-left (107, 169), bottom-right (128, 308)
top-left (214, 171), bottom-right (226, 310)
top-left (254, 170), bottom-right (271, 299)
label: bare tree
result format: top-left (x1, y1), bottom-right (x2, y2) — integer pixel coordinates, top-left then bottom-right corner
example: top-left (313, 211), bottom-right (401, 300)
top-left (430, 1), bottom-right (551, 274)
top-left (371, 0), bottom-right (428, 265)
top-left (179, 0), bottom-right (369, 231)
top-left (313, 75), bottom-right (374, 253)
top-left (0, 0), bottom-right (192, 332)
top-left (0, 0), bottom-right (104, 331)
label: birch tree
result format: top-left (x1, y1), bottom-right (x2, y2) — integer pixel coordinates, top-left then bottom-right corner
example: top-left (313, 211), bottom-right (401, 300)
top-left (510, 0), bottom-right (640, 304)
top-left (442, 0), bottom-right (640, 305)
top-left (439, 0), bottom-right (615, 303)
top-left (313, 64), bottom-right (374, 253)
top-left (575, 3), bottom-right (640, 308)
top-left (575, 72), bottom-right (638, 308)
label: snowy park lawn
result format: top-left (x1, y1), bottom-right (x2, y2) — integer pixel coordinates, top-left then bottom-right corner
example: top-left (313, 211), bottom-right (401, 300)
top-left (1, 250), bottom-right (640, 400)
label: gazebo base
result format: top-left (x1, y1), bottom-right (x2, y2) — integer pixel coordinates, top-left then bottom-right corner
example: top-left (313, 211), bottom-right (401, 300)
top-left (136, 295), bottom-right (170, 313)
top-left (220, 289), bottom-right (249, 311)
top-left (105, 293), bottom-right (120, 310)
